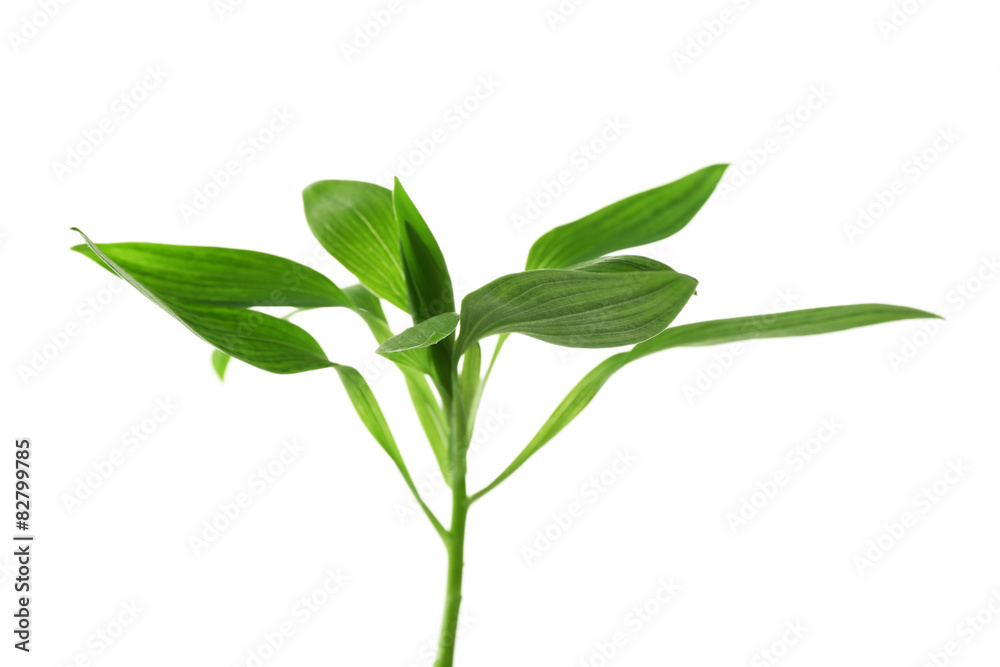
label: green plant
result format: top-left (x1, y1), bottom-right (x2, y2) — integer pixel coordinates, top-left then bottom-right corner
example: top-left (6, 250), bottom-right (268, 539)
top-left (71, 164), bottom-right (937, 666)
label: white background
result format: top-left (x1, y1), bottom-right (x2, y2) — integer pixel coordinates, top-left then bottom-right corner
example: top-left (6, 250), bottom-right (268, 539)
top-left (2, 1), bottom-right (999, 665)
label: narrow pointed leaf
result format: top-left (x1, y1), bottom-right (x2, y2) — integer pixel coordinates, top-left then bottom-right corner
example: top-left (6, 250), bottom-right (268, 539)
top-left (526, 164), bottom-right (728, 270)
top-left (401, 366), bottom-right (450, 478)
top-left (472, 354), bottom-right (626, 500)
top-left (302, 181), bottom-right (409, 311)
top-left (393, 178), bottom-right (455, 321)
top-left (626, 304), bottom-right (943, 362)
top-left (457, 256), bottom-right (697, 354)
top-left (473, 303), bottom-right (940, 500)
top-left (341, 285), bottom-right (449, 477)
top-left (377, 313), bottom-right (460, 356)
top-left (332, 363), bottom-right (447, 538)
top-left (72, 229), bottom-right (332, 374)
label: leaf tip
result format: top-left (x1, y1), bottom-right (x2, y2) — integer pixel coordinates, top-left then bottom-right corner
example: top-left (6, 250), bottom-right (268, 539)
top-left (211, 350), bottom-right (231, 381)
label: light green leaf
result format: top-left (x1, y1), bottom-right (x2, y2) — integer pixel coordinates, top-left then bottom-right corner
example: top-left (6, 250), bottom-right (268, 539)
top-left (471, 354), bottom-right (625, 501)
top-left (332, 363), bottom-right (447, 539)
top-left (457, 256), bottom-right (697, 354)
top-left (627, 304), bottom-right (941, 362)
top-left (401, 366), bottom-right (450, 479)
top-left (211, 350), bottom-right (231, 380)
top-left (472, 304), bottom-right (940, 500)
top-left (341, 284), bottom-right (449, 476)
top-left (459, 343), bottom-right (481, 411)
top-left (343, 284), bottom-right (386, 321)
top-left (377, 313), bottom-right (460, 356)
top-left (526, 164), bottom-right (729, 270)
top-left (341, 284), bottom-right (431, 375)
top-left (302, 181), bottom-right (409, 311)
top-left (72, 229), bottom-right (333, 375)
top-left (71, 241), bottom-right (352, 308)
top-left (392, 178), bottom-right (455, 322)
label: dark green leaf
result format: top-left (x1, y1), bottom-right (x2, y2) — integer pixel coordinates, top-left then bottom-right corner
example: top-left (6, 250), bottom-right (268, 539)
top-left (393, 178), bottom-right (455, 321)
top-left (457, 256), bottom-right (697, 354)
top-left (526, 164), bottom-right (729, 270)
top-left (377, 313), bottom-right (460, 356)
top-left (302, 181), bottom-right (409, 311)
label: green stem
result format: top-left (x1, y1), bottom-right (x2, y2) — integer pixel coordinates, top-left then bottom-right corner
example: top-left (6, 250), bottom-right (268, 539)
top-left (434, 480), bottom-right (468, 667)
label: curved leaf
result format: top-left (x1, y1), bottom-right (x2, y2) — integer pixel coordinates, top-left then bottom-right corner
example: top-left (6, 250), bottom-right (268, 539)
top-left (332, 363), bottom-right (447, 539)
top-left (526, 164), bottom-right (728, 270)
top-left (457, 256), bottom-right (697, 354)
top-left (338, 285), bottom-right (450, 477)
top-left (302, 180), bottom-right (409, 311)
top-left (472, 303), bottom-right (940, 500)
top-left (627, 304), bottom-right (941, 362)
top-left (72, 229), bottom-right (332, 374)
top-left (377, 312), bottom-right (460, 356)
top-left (342, 284), bottom-right (431, 375)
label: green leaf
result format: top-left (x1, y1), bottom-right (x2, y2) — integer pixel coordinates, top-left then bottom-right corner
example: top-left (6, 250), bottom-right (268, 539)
top-left (72, 229), bottom-right (333, 375)
top-left (472, 303), bottom-right (940, 501)
top-left (471, 354), bottom-right (626, 501)
top-left (302, 181), bottom-right (409, 311)
top-left (71, 241), bottom-right (353, 308)
top-left (342, 284), bottom-right (431, 375)
top-left (343, 284), bottom-right (386, 321)
top-left (457, 256), bottom-right (697, 354)
top-left (392, 178), bottom-right (455, 322)
top-left (342, 285), bottom-right (449, 478)
top-left (627, 304), bottom-right (942, 361)
top-left (331, 363), bottom-right (447, 539)
top-left (401, 366), bottom-right (450, 479)
top-left (211, 350), bottom-right (231, 380)
top-left (377, 313), bottom-right (460, 356)
top-left (526, 164), bottom-right (729, 270)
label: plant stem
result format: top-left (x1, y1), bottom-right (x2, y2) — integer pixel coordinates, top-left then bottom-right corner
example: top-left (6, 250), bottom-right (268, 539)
top-left (434, 479), bottom-right (469, 667)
